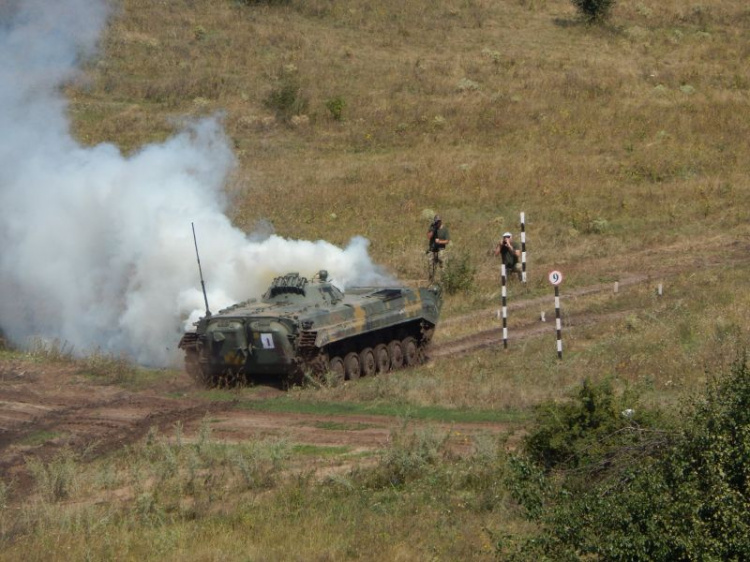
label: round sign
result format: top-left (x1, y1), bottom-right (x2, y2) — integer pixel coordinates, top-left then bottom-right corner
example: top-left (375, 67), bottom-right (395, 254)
top-left (548, 270), bottom-right (563, 286)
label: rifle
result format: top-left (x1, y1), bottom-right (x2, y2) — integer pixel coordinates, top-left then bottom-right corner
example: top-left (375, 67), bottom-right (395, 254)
top-left (427, 222), bottom-right (439, 253)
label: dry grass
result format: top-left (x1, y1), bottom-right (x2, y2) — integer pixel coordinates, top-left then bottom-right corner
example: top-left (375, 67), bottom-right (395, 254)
top-left (0, 423), bottom-right (515, 561)
top-left (68, 0), bottom-right (750, 285)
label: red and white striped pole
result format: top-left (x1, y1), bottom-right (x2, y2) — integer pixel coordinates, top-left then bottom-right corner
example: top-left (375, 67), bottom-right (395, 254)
top-left (501, 264), bottom-right (508, 349)
top-left (520, 212), bottom-right (527, 284)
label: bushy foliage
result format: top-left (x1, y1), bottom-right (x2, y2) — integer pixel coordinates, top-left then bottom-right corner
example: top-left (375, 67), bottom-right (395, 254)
top-left (325, 96), bottom-right (346, 121)
top-left (440, 251), bottom-right (476, 295)
top-left (367, 426), bottom-right (449, 488)
top-left (570, 0), bottom-right (616, 22)
top-left (264, 67), bottom-right (308, 122)
top-left (523, 378), bottom-right (659, 471)
top-left (504, 354), bottom-right (750, 561)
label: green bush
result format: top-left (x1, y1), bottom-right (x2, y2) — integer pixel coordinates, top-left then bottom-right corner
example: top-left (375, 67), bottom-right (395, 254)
top-left (570, 0), bottom-right (616, 21)
top-left (441, 251), bottom-right (475, 295)
top-left (264, 69), bottom-right (308, 122)
top-left (523, 378), bottom-right (654, 471)
top-left (325, 96), bottom-right (346, 121)
top-left (505, 353), bottom-right (750, 561)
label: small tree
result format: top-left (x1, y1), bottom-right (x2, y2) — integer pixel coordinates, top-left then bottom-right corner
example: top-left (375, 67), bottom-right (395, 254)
top-left (570, 0), bottom-right (616, 22)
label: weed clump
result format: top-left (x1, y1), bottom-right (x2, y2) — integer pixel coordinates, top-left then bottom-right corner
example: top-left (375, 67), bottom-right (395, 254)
top-left (265, 65), bottom-right (309, 123)
top-left (27, 449), bottom-right (79, 502)
top-left (370, 425), bottom-right (449, 487)
top-left (81, 351), bottom-right (134, 385)
top-left (571, 0), bottom-right (617, 22)
top-left (325, 96), bottom-right (346, 121)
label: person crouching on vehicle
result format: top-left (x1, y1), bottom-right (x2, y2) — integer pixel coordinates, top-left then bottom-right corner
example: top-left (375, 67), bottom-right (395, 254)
top-left (494, 231), bottom-right (521, 280)
top-left (427, 215), bottom-right (450, 265)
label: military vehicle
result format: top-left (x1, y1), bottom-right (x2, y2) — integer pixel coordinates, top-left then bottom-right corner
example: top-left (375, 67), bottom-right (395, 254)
top-left (178, 270), bottom-right (442, 387)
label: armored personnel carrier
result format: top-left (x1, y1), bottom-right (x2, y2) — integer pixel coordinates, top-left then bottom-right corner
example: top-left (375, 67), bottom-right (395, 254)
top-left (178, 270), bottom-right (442, 386)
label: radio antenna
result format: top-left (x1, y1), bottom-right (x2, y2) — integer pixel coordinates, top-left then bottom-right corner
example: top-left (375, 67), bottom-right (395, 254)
top-left (191, 222), bottom-right (211, 317)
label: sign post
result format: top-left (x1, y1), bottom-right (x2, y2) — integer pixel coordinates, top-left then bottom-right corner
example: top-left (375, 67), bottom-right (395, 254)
top-left (549, 270), bottom-right (563, 359)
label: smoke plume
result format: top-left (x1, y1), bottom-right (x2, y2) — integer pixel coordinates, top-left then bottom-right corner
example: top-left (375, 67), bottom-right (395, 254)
top-left (0, 0), bottom-right (394, 366)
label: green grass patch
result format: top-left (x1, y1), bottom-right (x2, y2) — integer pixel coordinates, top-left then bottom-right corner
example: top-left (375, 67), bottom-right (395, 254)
top-left (306, 421), bottom-right (376, 431)
top-left (235, 396), bottom-right (526, 424)
top-left (291, 444), bottom-right (351, 456)
top-left (19, 430), bottom-right (67, 447)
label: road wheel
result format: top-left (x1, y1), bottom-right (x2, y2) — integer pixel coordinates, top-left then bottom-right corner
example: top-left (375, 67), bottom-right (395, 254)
top-left (402, 336), bottom-right (419, 366)
top-left (328, 356), bottom-right (345, 385)
top-left (359, 348), bottom-right (376, 377)
top-left (373, 344), bottom-right (390, 373)
top-left (344, 352), bottom-right (361, 381)
top-left (388, 340), bottom-right (404, 370)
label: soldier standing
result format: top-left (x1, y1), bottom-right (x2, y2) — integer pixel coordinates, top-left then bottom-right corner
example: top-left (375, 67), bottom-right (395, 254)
top-left (427, 215), bottom-right (450, 265)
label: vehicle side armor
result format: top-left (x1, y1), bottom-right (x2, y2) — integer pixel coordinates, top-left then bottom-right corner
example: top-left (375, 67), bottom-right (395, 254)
top-left (178, 270), bottom-right (442, 386)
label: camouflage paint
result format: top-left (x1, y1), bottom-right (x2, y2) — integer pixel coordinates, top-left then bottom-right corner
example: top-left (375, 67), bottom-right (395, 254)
top-left (179, 271), bottom-right (442, 384)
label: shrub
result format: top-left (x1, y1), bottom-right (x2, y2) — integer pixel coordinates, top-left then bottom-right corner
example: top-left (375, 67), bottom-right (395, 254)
top-left (570, 0), bottom-right (616, 22)
top-left (325, 96), bottom-right (346, 121)
top-left (441, 251), bottom-right (475, 295)
top-left (369, 426), bottom-right (449, 487)
top-left (264, 68), bottom-right (308, 122)
top-left (505, 352), bottom-right (750, 561)
top-left (523, 378), bottom-right (654, 471)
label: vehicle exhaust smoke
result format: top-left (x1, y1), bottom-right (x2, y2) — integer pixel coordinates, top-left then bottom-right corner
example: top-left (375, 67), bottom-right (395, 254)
top-left (0, 0), bottom-right (394, 366)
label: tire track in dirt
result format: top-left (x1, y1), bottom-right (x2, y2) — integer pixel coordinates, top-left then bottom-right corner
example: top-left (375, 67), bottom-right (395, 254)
top-left (0, 383), bottom-right (236, 498)
top-left (431, 310), bottom-right (630, 358)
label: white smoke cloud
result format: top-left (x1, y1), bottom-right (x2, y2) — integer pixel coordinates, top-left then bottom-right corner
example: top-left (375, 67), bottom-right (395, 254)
top-left (0, 0), bottom-right (394, 366)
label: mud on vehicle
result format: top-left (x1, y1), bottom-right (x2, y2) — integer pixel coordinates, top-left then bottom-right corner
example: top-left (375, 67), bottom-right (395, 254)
top-left (178, 270), bottom-right (442, 387)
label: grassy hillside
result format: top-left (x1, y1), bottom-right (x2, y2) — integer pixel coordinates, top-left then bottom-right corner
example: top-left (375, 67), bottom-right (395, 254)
top-left (3, 0), bottom-right (749, 559)
top-left (64, 0), bottom-right (750, 398)
top-left (68, 0), bottom-right (749, 280)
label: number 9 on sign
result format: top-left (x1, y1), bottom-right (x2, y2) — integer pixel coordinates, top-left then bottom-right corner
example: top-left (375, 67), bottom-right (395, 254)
top-left (548, 270), bottom-right (563, 286)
